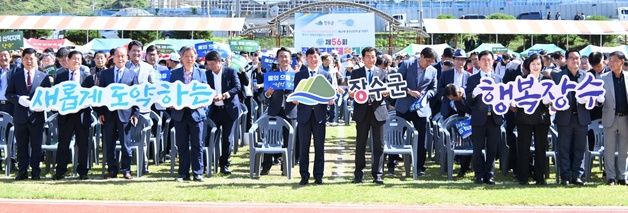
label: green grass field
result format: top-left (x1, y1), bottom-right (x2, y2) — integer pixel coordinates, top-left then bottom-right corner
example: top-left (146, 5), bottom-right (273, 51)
top-left (0, 125), bottom-right (626, 206)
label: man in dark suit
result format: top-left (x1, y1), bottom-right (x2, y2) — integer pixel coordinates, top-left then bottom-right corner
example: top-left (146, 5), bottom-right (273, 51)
top-left (97, 47), bottom-right (139, 179)
top-left (444, 83), bottom-right (473, 177)
top-left (432, 48), bottom-right (454, 115)
top-left (52, 50), bottom-right (93, 180)
top-left (350, 47), bottom-right (389, 184)
top-left (170, 46), bottom-right (209, 182)
top-left (261, 47), bottom-right (296, 175)
top-left (501, 61), bottom-right (524, 176)
top-left (438, 49), bottom-right (470, 118)
top-left (294, 47), bottom-right (333, 185)
top-left (6, 48), bottom-right (52, 180)
top-left (586, 52), bottom-right (606, 152)
top-left (587, 52), bottom-right (606, 121)
top-left (551, 50), bottom-right (591, 186)
top-left (206, 51), bottom-right (241, 175)
top-left (465, 50), bottom-right (504, 185)
top-left (394, 47), bottom-right (438, 176)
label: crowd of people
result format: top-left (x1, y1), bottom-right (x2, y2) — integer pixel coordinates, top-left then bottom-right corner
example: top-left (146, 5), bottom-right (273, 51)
top-left (0, 40), bottom-right (627, 186)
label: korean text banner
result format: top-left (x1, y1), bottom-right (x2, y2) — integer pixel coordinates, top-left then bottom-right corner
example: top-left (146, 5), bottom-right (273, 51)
top-left (264, 71), bottom-right (295, 91)
top-left (260, 56), bottom-right (277, 71)
top-left (30, 81), bottom-right (216, 115)
top-left (294, 13), bottom-right (375, 55)
top-left (0, 31), bottom-right (23, 51)
top-left (477, 73), bottom-right (605, 115)
top-left (229, 40), bottom-right (260, 53)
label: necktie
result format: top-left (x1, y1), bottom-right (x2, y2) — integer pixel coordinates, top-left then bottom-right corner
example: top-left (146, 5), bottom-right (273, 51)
top-left (116, 70), bottom-right (123, 83)
top-left (0, 69), bottom-right (5, 88)
top-left (70, 71), bottom-right (75, 81)
top-left (367, 70), bottom-right (373, 83)
top-left (310, 71), bottom-right (315, 77)
top-left (26, 70), bottom-right (32, 91)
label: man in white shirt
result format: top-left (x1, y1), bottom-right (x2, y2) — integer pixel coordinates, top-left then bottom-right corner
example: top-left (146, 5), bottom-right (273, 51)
top-left (6, 48), bottom-right (52, 180)
top-left (206, 51), bottom-right (242, 175)
top-left (126, 40), bottom-right (158, 173)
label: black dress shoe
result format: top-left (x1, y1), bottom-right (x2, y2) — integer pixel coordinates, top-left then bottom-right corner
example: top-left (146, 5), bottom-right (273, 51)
top-left (314, 179), bottom-right (323, 185)
top-left (299, 178), bottom-right (308, 185)
top-left (260, 169), bottom-right (269, 176)
top-left (484, 178), bottom-right (495, 185)
top-left (107, 172), bottom-right (118, 179)
top-left (193, 175), bottom-right (204, 182)
top-left (618, 180), bottom-right (627, 185)
top-left (220, 167), bottom-right (232, 175)
top-left (373, 178), bottom-right (384, 185)
top-left (52, 174), bottom-right (65, 180)
top-left (474, 177), bottom-right (483, 184)
top-left (417, 171), bottom-right (426, 177)
top-left (456, 170), bottom-right (467, 178)
top-left (607, 179), bottom-right (617, 185)
top-left (15, 172), bottom-right (28, 181)
top-left (31, 175), bottom-right (41, 180)
top-left (78, 174), bottom-right (90, 180)
top-left (572, 178), bottom-right (584, 186)
top-left (535, 180), bottom-right (547, 185)
top-left (518, 180), bottom-right (528, 185)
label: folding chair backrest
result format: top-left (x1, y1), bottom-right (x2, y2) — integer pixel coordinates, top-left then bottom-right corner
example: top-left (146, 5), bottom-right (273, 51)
top-left (588, 119), bottom-right (604, 151)
top-left (130, 115), bottom-right (151, 145)
top-left (0, 112), bottom-right (13, 146)
top-left (203, 119), bottom-right (219, 147)
top-left (150, 111), bottom-right (162, 129)
top-left (44, 113), bottom-right (59, 146)
top-left (383, 116), bottom-right (414, 147)
top-left (251, 100), bottom-right (259, 120)
top-left (549, 125), bottom-right (559, 151)
top-left (255, 115), bottom-right (291, 147)
top-left (441, 115), bottom-right (471, 149)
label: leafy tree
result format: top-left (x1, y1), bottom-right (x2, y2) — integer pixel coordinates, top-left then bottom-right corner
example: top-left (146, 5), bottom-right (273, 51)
top-left (63, 30), bottom-right (100, 45)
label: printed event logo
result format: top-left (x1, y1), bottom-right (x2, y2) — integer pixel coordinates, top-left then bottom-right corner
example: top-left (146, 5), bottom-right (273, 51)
top-left (286, 75), bottom-right (336, 105)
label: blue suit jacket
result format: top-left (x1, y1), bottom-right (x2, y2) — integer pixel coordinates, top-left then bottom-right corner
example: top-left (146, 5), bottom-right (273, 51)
top-left (551, 69), bottom-right (591, 126)
top-left (294, 66), bottom-right (332, 124)
top-left (394, 58), bottom-right (438, 116)
top-left (207, 67), bottom-right (241, 121)
top-left (6, 68), bottom-right (51, 125)
top-left (169, 67), bottom-right (209, 123)
top-left (465, 72), bottom-right (504, 126)
top-left (97, 66), bottom-right (139, 123)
